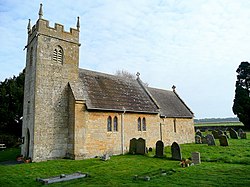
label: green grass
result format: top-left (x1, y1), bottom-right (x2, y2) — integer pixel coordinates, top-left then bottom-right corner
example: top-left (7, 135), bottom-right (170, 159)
top-left (0, 134), bottom-right (250, 187)
top-left (195, 122), bottom-right (244, 127)
top-left (0, 147), bottom-right (20, 162)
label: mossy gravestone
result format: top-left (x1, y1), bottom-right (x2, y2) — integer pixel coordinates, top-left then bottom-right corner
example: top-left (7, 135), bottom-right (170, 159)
top-left (155, 140), bottom-right (164, 158)
top-left (136, 138), bottom-right (146, 155)
top-left (229, 128), bottom-right (238, 139)
top-left (219, 135), bottom-right (228, 146)
top-left (171, 142), bottom-right (182, 161)
top-left (206, 134), bottom-right (215, 146)
top-left (129, 138), bottom-right (137, 154)
top-left (212, 130), bottom-right (219, 139)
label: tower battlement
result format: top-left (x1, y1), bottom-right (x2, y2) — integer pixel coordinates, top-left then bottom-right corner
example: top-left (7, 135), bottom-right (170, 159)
top-left (27, 4), bottom-right (80, 46)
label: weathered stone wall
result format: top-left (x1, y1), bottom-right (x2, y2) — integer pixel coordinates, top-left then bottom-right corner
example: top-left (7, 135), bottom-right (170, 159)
top-left (22, 18), bottom-right (80, 162)
top-left (73, 103), bottom-right (194, 159)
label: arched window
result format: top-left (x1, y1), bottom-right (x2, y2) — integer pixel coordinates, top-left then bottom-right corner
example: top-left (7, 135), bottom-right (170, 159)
top-left (107, 116), bottom-right (112, 132)
top-left (142, 117), bottom-right (146, 131)
top-left (113, 116), bottom-right (118, 132)
top-left (138, 117), bottom-right (141, 131)
top-left (53, 45), bottom-right (63, 64)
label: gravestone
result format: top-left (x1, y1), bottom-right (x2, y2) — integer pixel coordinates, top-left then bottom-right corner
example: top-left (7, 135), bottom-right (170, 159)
top-left (218, 130), bottom-right (224, 137)
top-left (238, 129), bottom-right (245, 139)
top-left (224, 131), bottom-right (229, 139)
top-left (155, 140), bottom-right (164, 157)
top-left (212, 130), bottom-right (219, 139)
top-left (219, 135), bottom-right (228, 146)
top-left (129, 138), bottom-right (137, 154)
top-left (201, 136), bottom-right (207, 144)
top-left (238, 128), bottom-right (244, 135)
top-left (239, 132), bottom-right (247, 139)
top-left (191, 152), bottom-right (201, 164)
top-left (229, 128), bottom-right (238, 139)
top-left (148, 147), bottom-right (153, 152)
top-left (206, 134), bottom-right (215, 146)
top-left (195, 135), bottom-right (202, 144)
top-left (136, 138), bottom-right (146, 155)
top-left (171, 142), bottom-right (182, 161)
top-left (196, 130), bottom-right (202, 137)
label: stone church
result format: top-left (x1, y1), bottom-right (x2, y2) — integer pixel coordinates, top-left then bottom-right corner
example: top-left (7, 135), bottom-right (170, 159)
top-left (21, 4), bottom-right (194, 162)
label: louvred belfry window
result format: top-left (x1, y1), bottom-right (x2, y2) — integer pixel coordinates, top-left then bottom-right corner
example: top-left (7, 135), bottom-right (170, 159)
top-left (53, 45), bottom-right (63, 64)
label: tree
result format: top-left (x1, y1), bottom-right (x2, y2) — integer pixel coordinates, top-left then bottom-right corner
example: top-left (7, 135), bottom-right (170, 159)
top-left (115, 69), bottom-right (149, 86)
top-left (232, 62), bottom-right (250, 130)
top-left (0, 69), bottom-right (25, 137)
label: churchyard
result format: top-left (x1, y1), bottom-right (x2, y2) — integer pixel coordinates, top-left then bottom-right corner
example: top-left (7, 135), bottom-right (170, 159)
top-left (0, 131), bottom-right (250, 186)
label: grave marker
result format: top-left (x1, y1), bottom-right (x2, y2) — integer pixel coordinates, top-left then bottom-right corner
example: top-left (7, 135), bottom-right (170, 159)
top-left (136, 138), bottom-right (146, 155)
top-left (191, 152), bottom-right (201, 164)
top-left (171, 142), bottom-right (182, 161)
top-left (155, 140), bottom-right (164, 158)
top-left (219, 135), bottom-right (229, 146)
top-left (229, 128), bottom-right (238, 139)
top-left (206, 134), bottom-right (215, 146)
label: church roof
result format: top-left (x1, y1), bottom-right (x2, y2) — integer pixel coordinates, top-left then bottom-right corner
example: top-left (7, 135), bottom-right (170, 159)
top-left (147, 87), bottom-right (194, 118)
top-left (77, 69), bottom-right (159, 113)
top-left (70, 68), bottom-right (193, 118)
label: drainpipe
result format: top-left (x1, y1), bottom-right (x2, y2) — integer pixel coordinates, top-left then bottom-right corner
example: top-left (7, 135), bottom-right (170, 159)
top-left (121, 107), bottom-right (126, 154)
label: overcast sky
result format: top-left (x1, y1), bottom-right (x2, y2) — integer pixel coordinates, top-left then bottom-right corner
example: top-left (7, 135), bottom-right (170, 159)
top-left (1, 0), bottom-right (250, 119)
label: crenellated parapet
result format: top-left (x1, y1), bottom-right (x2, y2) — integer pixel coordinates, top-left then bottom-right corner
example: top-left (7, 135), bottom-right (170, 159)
top-left (27, 3), bottom-right (80, 47)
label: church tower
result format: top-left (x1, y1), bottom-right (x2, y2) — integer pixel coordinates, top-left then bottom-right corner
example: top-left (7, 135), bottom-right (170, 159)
top-left (22, 4), bottom-right (80, 161)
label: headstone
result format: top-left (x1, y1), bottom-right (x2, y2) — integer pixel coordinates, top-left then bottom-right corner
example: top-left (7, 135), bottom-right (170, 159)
top-left (238, 129), bottom-right (245, 139)
top-left (212, 130), bottom-right (219, 139)
top-left (219, 135), bottom-right (229, 146)
top-left (239, 132), bottom-right (247, 139)
top-left (229, 128), bottom-right (238, 139)
top-left (218, 130), bottom-right (224, 137)
top-left (201, 136), bottom-right (207, 144)
top-left (195, 135), bottom-right (202, 144)
top-left (136, 138), bottom-right (146, 155)
top-left (148, 147), bottom-right (153, 152)
top-left (191, 152), bottom-right (201, 164)
top-left (129, 138), bottom-right (137, 154)
top-left (206, 134), bottom-right (215, 146)
top-left (155, 140), bottom-right (164, 157)
top-left (196, 130), bottom-right (202, 137)
top-left (223, 131), bottom-right (229, 139)
top-left (238, 128), bottom-right (244, 135)
top-left (171, 142), bottom-right (182, 161)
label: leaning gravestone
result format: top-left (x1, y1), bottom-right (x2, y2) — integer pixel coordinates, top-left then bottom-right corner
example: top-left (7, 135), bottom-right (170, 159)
top-left (171, 142), bottom-right (182, 161)
top-left (191, 152), bottom-right (201, 164)
top-left (195, 135), bottom-right (202, 144)
top-left (212, 130), bottom-right (219, 139)
top-left (129, 138), bottom-right (137, 154)
top-left (136, 138), bottom-right (146, 155)
top-left (229, 128), bottom-right (238, 139)
top-left (206, 134), bottom-right (216, 146)
top-left (155, 140), bottom-right (164, 158)
top-left (219, 135), bottom-right (228, 146)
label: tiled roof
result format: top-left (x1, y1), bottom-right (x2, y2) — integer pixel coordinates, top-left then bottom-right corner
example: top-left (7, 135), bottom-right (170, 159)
top-left (147, 87), bottom-right (194, 118)
top-left (77, 69), bottom-right (159, 113)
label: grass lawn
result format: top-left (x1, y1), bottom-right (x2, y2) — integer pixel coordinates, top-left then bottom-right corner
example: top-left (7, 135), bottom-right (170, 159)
top-left (0, 133), bottom-right (250, 187)
top-left (194, 122), bottom-right (244, 127)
